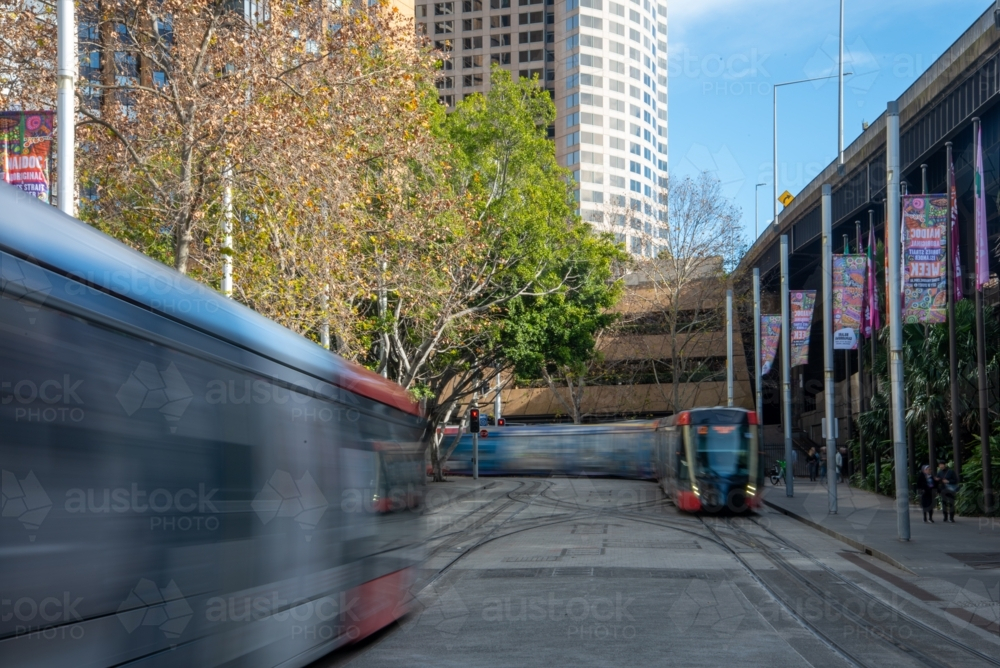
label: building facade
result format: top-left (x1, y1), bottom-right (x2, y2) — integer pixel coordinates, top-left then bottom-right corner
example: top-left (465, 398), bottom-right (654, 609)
top-left (415, 0), bottom-right (668, 256)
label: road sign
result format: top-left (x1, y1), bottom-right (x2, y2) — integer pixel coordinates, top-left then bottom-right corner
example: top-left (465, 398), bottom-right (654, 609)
top-left (779, 190), bottom-right (795, 207)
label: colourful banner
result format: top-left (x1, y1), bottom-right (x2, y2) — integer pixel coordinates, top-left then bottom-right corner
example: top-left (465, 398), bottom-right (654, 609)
top-left (902, 194), bottom-right (948, 324)
top-left (974, 124), bottom-right (990, 291)
top-left (948, 151), bottom-right (963, 301)
top-left (0, 111), bottom-right (54, 202)
top-left (833, 254), bottom-right (866, 349)
top-left (864, 225), bottom-right (880, 337)
top-left (760, 315), bottom-right (781, 375)
top-left (790, 290), bottom-right (816, 367)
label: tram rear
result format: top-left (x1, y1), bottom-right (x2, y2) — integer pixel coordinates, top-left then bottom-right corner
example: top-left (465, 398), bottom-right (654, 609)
top-left (653, 408), bottom-right (762, 513)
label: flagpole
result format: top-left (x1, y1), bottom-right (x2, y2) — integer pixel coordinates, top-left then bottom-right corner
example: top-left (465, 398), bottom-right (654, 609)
top-left (887, 101), bottom-right (910, 540)
top-left (920, 165), bottom-right (936, 474)
top-left (57, 0), bottom-right (76, 216)
top-left (973, 117), bottom-right (994, 514)
top-left (869, 212), bottom-right (880, 495)
top-left (843, 233), bottom-right (853, 457)
top-left (945, 141), bottom-right (961, 480)
top-left (781, 235), bottom-right (794, 497)
top-left (857, 220), bottom-right (865, 481)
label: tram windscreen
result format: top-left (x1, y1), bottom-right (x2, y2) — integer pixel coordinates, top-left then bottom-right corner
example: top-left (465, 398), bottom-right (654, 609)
top-left (683, 411), bottom-right (752, 477)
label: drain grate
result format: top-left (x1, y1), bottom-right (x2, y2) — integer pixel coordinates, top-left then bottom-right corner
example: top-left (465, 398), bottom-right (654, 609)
top-left (572, 524), bottom-right (609, 534)
top-left (562, 547), bottom-right (605, 556)
top-left (603, 539), bottom-right (700, 550)
top-left (552, 567), bottom-right (595, 577)
top-left (947, 553), bottom-right (1000, 570)
top-left (502, 555), bottom-right (561, 562)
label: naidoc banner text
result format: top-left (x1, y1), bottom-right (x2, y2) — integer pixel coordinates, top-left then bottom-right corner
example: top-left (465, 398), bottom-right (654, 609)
top-left (902, 194), bottom-right (948, 323)
top-left (790, 290), bottom-right (816, 367)
top-left (760, 315), bottom-right (781, 375)
top-left (0, 111), bottom-right (54, 202)
top-left (833, 254), bottom-right (866, 350)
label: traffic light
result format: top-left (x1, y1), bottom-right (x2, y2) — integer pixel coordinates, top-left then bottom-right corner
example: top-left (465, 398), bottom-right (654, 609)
top-left (469, 408), bottom-right (479, 433)
top-left (497, 418), bottom-right (505, 426)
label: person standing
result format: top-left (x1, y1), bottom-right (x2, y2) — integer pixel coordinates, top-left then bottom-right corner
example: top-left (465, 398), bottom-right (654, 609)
top-left (915, 464), bottom-right (936, 523)
top-left (936, 461), bottom-right (959, 522)
top-left (808, 447), bottom-right (818, 481)
top-left (836, 447), bottom-right (845, 483)
top-left (820, 447), bottom-right (827, 480)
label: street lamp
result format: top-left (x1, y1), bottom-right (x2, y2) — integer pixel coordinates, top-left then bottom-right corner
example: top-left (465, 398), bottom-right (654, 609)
top-left (754, 182), bottom-right (766, 238)
top-left (773, 73), bottom-right (852, 226)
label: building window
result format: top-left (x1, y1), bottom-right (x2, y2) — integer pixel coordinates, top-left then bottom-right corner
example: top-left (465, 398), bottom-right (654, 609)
top-left (464, 74), bottom-right (484, 86)
top-left (490, 33), bottom-right (511, 47)
top-left (434, 40), bottom-right (453, 52)
top-left (609, 156), bottom-right (625, 169)
top-left (490, 14), bottom-right (511, 27)
top-left (417, 5), bottom-right (428, 17)
top-left (610, 175), bottom-right (625, 188)
top-left (629, 161), bottom-right (640, 174)
top-left (463, 55), bottom-right (483, 68)
top-left (491, 52), bottom-right (512, 64)
top-left (581, 15), bottom-right (602, 29)
top-left (463, 18), bottom-right (482, 29)
top-left (463, 36), bottom-right (483, 48)
top-left (566, 14), bottom-right (579, 30)
top-left (609, 136), bottom-right (625, 150)
top-left (490, 0), bottom-right (510, 7)
top-left (519, 10), bottom-right (543, 23)
top-left (519, 29), bottom-right (544, 43)
top-left (437, 76), bottom-right (455, 89)
top-left (435, 2), bottom-right (454, 14)
top-left (582, 112), bottom-right (602, 126)
top-left (566, 131), bottom-right (580, 147)
top-left (519, 49), bottom-right (544, 62)
top-left (565, 111), bottom-right (580, 127)
top-left (440, 94), bottom-right (455, 105)
top-left (463, 0), bottom-right (482, 9)
top-left (629, 143), bottom-right (640, 156)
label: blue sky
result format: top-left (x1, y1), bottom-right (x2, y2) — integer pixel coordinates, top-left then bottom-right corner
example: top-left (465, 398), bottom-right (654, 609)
top-left (668, 0), bottom-right (991, 243)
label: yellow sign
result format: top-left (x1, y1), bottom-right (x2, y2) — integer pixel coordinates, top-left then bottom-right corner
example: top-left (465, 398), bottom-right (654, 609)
top-left (778, 190), bottom-right (795, 207)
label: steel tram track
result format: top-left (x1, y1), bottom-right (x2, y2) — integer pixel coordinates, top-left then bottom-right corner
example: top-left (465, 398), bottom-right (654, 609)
top-left (704, 517), bottom-right (1000, 668)
top-left (740, 516), bottom-right (1000, 667)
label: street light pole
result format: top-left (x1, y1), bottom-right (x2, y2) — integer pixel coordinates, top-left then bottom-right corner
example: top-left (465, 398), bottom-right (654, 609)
top-left (754, 268), bottom-right (762, 428)
top-left (838, 0), bottom-right (845, 168)
top-left (781, 235), bottom-right (793, 497)
top-left (887, 101), bottom-right (910, 541)
top-left (773, 74), bottom-right (851, 225)
top-left (57, 0), bottom-right (76, 216)
top-left (822, 184), bottom-right (838, 513)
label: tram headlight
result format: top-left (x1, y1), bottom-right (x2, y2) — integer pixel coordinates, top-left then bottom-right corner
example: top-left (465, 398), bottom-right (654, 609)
top-left (746, 484), bottom-right (756, 496)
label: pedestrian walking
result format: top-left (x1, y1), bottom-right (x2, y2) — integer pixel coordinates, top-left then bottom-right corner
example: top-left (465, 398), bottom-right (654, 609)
top-left (819, 447), bottom-right (827, 480)
top-left (836, 447), bottom-right (845, 483)
top-left (807, 447), bottom-right (818, 481)
top-left (936, 461), bottom-right (959, 522)
top-left (915, 464), bottom-right (936, 523)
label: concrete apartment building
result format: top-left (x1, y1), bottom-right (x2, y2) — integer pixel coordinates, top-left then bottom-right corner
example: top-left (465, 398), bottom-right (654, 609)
top-left (415, 0), bottom-right (668, 256)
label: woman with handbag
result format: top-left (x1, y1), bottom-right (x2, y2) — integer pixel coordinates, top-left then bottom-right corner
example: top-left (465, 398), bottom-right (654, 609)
top-left (915, 465), bottom-right (937, 522)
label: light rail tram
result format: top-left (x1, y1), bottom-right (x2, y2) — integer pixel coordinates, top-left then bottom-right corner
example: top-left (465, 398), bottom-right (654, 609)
top-left (0, 184), bottom-right (428, 667)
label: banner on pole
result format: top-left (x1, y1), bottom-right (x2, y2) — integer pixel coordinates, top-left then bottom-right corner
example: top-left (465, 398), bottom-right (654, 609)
top-left (0, 111), bottom-right (54, 202)
top-left (864, 225), bottom-right (880, 337)
top-left (790, 290), bottom-right (816, 367)
top-left (833, 254), bottom-right (867, 349)
top-left (760, 315), bottom-right (781, 375)
top-left (948, 152), bottom-right (963, 301)
top-left (974, 124), bottom-right (990, 291)
top-left (902, 194), bottom-right (948, 324)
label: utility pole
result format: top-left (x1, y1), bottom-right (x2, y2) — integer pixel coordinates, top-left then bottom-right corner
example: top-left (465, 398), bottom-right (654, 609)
top-left (887, 101), bottom-right (910, 540)
top-left (727, 288), bottom-right (734, 407)
top-left (843, 233), bottom-right (853, 479)
top-left (870, 210), bottom-right (880, 495)
top-left (945, 142), bottom-right (962, 481)
top-left (57, 0), bottom-right (76, 216)
top-left (822, 184), bottom-right (838, 513)
top-left (754, 269), bottom-right (763, 429)
top-left (755, 183), bottom-right (766, 238)
top-left (781, 236), bottom-right (793, 497)
top-left (838, 0), bottom-right (845, 170)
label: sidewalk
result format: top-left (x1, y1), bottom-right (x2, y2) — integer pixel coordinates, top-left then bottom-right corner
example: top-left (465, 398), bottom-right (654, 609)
top-left (762, 479), bottom-right (999, 584)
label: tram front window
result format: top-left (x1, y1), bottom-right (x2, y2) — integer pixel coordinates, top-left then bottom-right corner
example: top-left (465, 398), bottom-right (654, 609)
top-left (686, 424), bottom-right (750, 477)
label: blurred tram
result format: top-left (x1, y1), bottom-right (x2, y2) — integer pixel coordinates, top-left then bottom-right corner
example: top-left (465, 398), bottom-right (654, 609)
top-left (445, 422), bottom-right (658, 479)
top-left (444, 408), bottom-right (762, 513)
top-left (652, 407), bottom-right (763, 513)
top-left (0, 185), bottom-right (428, 667)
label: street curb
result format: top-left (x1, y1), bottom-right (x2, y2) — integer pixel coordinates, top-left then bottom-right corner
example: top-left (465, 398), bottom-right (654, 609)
top-left (763, 499), bottom-right (917, 576)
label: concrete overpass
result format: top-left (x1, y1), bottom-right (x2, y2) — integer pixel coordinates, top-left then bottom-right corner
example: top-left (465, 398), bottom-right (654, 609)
top-left (736, 6), bottom-right (1000, 446)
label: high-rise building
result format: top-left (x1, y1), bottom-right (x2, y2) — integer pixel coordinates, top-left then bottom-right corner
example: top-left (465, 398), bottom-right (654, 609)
top-left (415, 0), bottom-right (668, 256)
